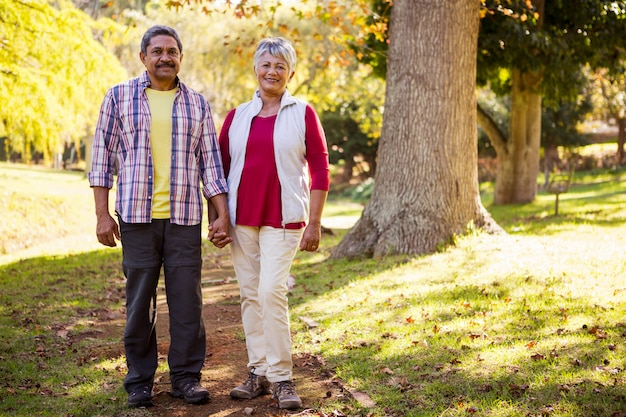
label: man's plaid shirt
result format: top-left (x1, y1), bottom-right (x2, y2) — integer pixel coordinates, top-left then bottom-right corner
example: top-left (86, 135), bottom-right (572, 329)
top-left (88, 72), bottom-right (228, 226)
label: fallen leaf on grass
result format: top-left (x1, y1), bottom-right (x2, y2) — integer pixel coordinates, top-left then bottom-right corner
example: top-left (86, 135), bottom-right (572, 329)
top-left (509, 383), bottom-right (529, 394)
top-left (388, 376), bottom-right (411, 391)
top-left (343, 340), bottom-right (370, 349)
top-left (347, 390), bottom-right (375, 408)
top-left (588, 325), bottom-right (608, 339)
top-left (299, 316), bottom-right (319, 328)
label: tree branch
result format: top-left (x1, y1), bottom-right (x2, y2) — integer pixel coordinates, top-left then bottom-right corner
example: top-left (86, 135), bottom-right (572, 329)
top-left (476, 102), bottom-right (507, 156)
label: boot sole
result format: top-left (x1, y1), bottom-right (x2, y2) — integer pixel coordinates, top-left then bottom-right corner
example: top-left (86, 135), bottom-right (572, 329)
top-left (230, 388), bottom-right (271, 399)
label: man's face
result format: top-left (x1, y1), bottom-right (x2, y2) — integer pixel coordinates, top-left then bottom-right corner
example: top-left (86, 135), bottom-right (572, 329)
top-left (140, 34), bottom-right (182, 87)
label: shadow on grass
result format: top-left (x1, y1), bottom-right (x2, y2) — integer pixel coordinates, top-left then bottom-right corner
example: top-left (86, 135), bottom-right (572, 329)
top-left (0, 249), bottom-right (134, 417)
top-left (289, 217), bottom-right (626, 416)
top-left (291, 262), bottom-right (626, 416)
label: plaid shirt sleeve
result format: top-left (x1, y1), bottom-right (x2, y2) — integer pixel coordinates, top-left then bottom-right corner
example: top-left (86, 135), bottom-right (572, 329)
top-left (88, 88), bottom-right (119, 190)
top-left (199, 100), bottom-right (228, 199)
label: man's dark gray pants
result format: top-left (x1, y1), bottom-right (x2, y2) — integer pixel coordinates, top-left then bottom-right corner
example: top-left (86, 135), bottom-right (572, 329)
top-left (119, 218), bottom-right (205, 393)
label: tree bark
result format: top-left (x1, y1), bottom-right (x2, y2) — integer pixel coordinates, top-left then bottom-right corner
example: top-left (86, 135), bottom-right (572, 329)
top-left (493, 69), bottom-right (543, 204)
top-left (331, 0), bottom-right (501, 259)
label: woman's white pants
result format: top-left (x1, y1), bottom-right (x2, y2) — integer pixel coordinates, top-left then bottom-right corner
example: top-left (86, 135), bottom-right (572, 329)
top-left (230, 225), bottom-right (303, 382)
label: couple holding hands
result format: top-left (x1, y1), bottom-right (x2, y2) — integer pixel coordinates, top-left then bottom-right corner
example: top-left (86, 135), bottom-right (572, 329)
top-left (89, 25), bottom-right (329, 410)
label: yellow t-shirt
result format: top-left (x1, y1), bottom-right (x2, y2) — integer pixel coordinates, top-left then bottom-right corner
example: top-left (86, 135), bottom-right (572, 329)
top-left (146, 87), bottom-right (177, 219)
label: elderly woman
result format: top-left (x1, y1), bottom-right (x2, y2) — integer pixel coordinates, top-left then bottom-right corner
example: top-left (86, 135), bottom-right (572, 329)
top-left (212, 37), bottom-right (329, 409)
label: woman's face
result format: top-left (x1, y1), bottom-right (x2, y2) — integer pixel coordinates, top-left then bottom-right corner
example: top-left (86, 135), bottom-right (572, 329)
top-left (255, 52), bottom-right (294, 97)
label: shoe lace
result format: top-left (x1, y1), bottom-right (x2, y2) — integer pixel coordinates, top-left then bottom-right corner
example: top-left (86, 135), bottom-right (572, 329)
top-left (131, 386), bottom-right (151, 397)
top-left (244, 371), bottom-right (259, 389)
top-left (276, 381), bottom-right (296, 396)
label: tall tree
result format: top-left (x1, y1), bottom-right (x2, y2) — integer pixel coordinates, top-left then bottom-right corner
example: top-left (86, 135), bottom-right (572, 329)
top-left (355, 0), bottom-right (626, 205)
top-left (332, 0), bottom-right (499, 258)
top-left (478, 0), bottom-right (626, 204)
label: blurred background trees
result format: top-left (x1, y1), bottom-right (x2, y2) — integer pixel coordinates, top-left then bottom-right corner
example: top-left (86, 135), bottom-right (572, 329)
top-left (0, 0), bottom-right (127, 164)
top-left (2, 0), bottom-right (625, 254)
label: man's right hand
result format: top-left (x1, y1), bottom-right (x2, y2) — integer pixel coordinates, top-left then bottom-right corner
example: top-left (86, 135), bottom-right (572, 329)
top-left (96, 214), bottom-right (120, 247)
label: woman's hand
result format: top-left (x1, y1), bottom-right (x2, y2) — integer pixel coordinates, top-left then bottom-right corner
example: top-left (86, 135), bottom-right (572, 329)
top-left (299, 223), bottom-right (321, 252)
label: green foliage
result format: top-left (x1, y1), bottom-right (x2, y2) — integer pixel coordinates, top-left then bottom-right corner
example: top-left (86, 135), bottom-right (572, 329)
top-left (478, 0), bottom-right (626, 103)
top-left (350, 0), bottom-right (390, 79)
top-left (0, 0), bottom-right (127, 162)
top-left (321, 105), bottom-right (377, 178)
top-left (477, 87), bottom-right (510, 156)
top-left (542, 95), bottom-right (593, 150)
top-left (132, 0), bottom-right (385, 183)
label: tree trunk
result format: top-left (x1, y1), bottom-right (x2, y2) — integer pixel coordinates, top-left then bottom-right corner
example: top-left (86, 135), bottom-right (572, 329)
top-left (493, 69), bottom-right (543, 204)
top-left (331, 0), bottom-right (501, 259)
top-left (618, 117), bottom-right (625, 165)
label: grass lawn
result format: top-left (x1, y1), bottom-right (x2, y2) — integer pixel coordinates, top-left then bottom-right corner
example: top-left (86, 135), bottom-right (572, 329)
top-left (1, 161), bottom-right (625, 416)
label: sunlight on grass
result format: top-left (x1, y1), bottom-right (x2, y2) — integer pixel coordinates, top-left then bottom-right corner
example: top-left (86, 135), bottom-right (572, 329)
top-left (291, 182), bottom-right (626, 416)
top-left (2, 163), bottom-right (626, 416)
top-left (0, 162), bottom-right (106, 265)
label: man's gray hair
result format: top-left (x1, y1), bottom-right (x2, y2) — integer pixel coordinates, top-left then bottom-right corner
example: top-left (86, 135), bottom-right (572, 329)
top-left (140, 25), bottom-right (183, 54)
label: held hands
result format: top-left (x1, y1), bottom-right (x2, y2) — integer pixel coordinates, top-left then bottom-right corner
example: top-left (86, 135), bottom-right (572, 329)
top-left (208, 216), bottom-right (233, 248)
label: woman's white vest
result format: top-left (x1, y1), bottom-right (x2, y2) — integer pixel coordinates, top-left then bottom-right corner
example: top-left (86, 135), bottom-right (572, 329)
top-left (227, 90), bottom-right (310, 227)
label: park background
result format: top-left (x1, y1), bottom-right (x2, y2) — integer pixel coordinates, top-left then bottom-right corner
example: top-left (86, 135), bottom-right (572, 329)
top-left (1, 1), bottom-right (626, 416)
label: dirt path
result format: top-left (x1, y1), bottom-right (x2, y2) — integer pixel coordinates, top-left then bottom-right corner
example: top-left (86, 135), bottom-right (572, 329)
top-left (97, 250), bottom-right (347, 416)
